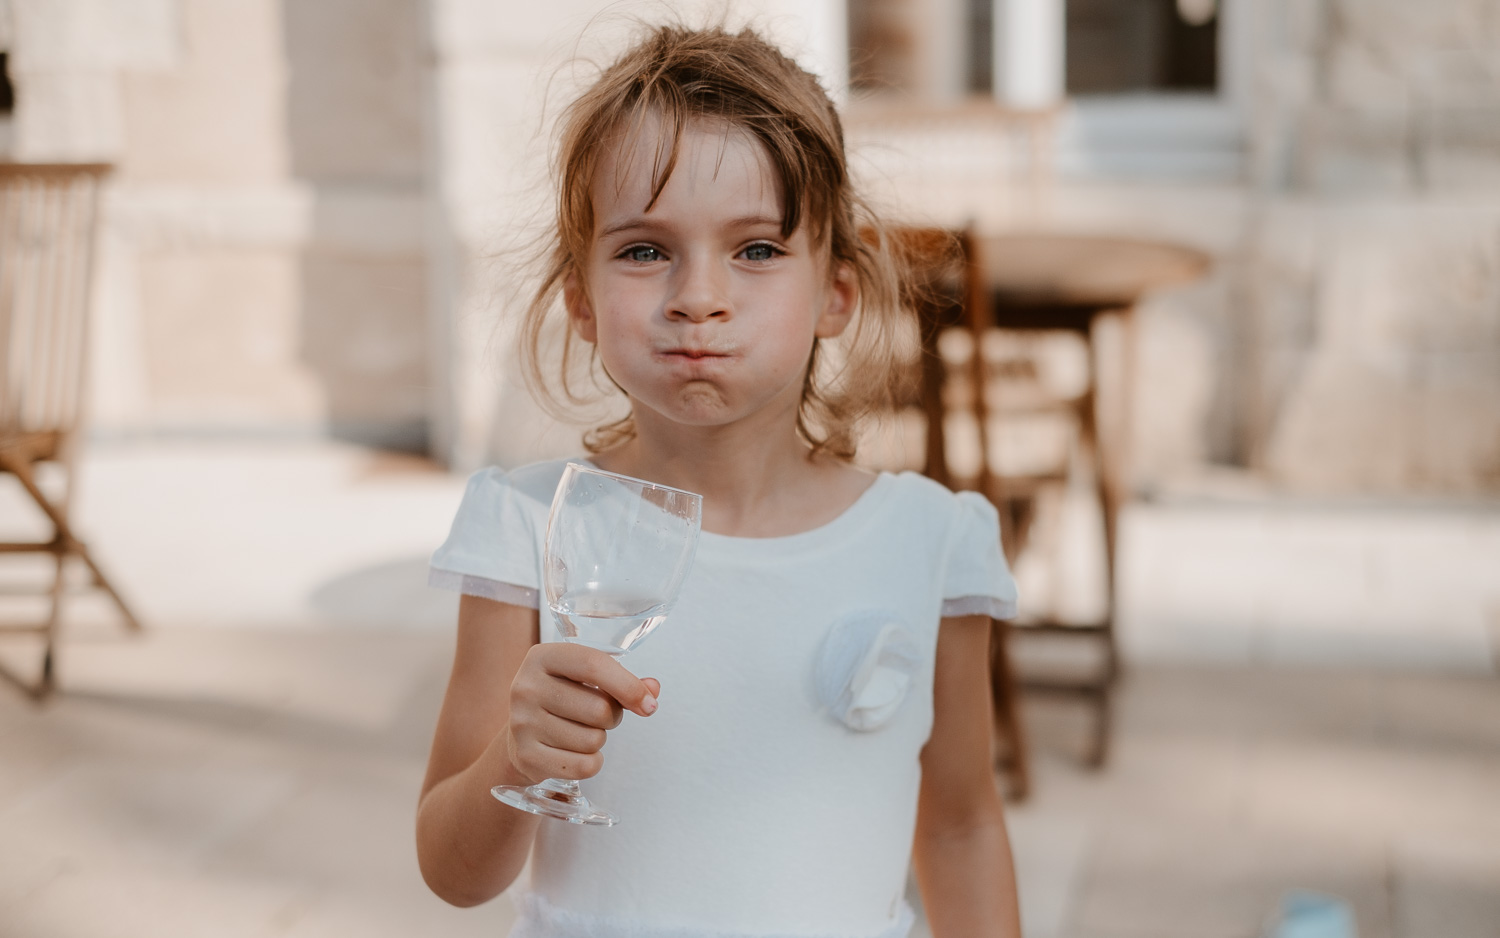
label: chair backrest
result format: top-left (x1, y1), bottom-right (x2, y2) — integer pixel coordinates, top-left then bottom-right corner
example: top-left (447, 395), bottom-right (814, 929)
top-left (0, 163), bottom-right (111, 444)
top-left (887, 225), bottom-right (991, 489)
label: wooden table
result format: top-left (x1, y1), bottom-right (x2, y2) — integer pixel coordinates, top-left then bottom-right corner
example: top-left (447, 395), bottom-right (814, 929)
top-left (975, 233), bottom-right (1210, 766)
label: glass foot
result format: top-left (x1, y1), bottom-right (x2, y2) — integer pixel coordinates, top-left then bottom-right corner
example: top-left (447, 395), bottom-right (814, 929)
top-left (491, 778), bottom-right (617, 826)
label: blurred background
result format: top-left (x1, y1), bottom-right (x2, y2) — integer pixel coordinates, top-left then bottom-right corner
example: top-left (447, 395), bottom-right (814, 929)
top-left (0, 1), bottom-right (1497, 937)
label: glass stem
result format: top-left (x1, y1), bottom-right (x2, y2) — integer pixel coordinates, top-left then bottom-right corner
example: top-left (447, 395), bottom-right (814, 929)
top-left (536, 778), bottom-right (583, 801)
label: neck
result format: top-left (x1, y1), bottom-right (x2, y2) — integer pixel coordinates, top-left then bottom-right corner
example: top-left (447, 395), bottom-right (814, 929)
top-left (590, 400), bottom-right (855, 537)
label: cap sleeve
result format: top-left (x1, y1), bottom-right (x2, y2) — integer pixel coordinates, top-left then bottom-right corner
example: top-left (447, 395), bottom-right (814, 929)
top-left (941, 491), bottom-right (1019, 620)
top-left (428, 467), bottom-right (543, 609)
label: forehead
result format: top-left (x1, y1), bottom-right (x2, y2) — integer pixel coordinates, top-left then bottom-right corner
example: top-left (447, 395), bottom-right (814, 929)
top-left (591, 116), bottom-right (784, 222)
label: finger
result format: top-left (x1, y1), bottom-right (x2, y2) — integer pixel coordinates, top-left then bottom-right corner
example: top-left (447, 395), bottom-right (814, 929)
top-left (543, 677), bottom-right (625, 729)
top-left (516, 741), bottom-right (604, 782)
top-left (543, 644), bottom-right (658, 717)
top-left (642, 677), bottom-right (661, 700)
top-left (534, 714), bottom-right (608, 756)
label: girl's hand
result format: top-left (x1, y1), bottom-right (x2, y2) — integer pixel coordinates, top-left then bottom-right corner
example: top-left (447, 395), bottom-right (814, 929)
top-left (504, 642), bottom-right (660, 783)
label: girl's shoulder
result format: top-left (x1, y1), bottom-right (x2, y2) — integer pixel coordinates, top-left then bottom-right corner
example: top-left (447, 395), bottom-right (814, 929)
top-left (430, 459), bottom-right (588, 598)
top-left (870, 472), bottom-right (1017, 618)
top-left (458, 458), bottom-right (575, 513)
top-left (439, 458), bottom-right (582, 556)
top-left (875, 470), bottom-right (1004, 533)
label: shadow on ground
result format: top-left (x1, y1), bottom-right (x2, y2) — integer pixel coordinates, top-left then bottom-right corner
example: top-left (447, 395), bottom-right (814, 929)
top-left (308, 556), bottom-right (458, 630)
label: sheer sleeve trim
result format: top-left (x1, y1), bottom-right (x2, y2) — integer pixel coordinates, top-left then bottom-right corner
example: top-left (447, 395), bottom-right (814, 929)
top-left (427, 568), bottom-right (540, 609)
top-left (941, 594), bottom-right (1019, 620)
top-left (939, 490), bottom-right (1020, 621)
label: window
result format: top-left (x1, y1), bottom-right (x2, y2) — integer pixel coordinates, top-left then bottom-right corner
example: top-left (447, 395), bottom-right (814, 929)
top-left (966, 0), bottom-right (994, 94)
top-left (844, 0), bottom-right (1244, 180)
top-left (0, 53), bottom-right (13, 115)
top-left (1066, 0), bottom-right (1218, 95)
top-left (1061, 0), bottom-right (1242, 180)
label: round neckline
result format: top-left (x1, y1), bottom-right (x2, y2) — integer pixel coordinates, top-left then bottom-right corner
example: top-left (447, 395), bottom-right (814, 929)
top-left (697, 472), bottom-right (896, 556)
top-left (574, 459), bottom-right (896, 554)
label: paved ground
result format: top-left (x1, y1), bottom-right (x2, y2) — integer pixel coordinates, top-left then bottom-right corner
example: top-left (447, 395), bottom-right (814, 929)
top-left (0, 627), bottom-right (499, 938)
top-left (1008, 668), bottom-right (1500, 938)
top-left (5, 629), bottom-right (1497, 938)
top-left (1, 440), bottom-right (1497, 937)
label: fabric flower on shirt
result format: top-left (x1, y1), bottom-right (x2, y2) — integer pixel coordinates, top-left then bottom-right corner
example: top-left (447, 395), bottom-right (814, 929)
top-left (814, 613), bottom-right (923, 731)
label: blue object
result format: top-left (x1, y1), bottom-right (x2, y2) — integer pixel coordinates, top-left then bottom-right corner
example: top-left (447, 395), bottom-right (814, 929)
top-left (1272, 891), bottom-right (1357, 938)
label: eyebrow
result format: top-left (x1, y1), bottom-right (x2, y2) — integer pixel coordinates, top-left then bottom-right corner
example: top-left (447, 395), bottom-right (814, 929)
top-left (597, 214), bottom-right (786, 240)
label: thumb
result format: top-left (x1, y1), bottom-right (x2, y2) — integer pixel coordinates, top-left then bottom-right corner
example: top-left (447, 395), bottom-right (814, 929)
top-left (639, 677), bottom-right (661, 715)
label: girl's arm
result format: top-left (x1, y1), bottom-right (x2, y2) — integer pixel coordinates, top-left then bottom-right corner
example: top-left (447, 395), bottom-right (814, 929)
top-left (913, 614), bottom-right (1023, 938)
top-left (417, 595), bottom-right (541, 905)
top-left (415, 594), bottom-right (657, 906)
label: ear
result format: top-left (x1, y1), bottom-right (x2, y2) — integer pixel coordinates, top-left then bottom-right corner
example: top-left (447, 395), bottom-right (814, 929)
top-left (813, 261), bottom-right (858, 339)
top-left (563, 271), bottom-right (598, 343)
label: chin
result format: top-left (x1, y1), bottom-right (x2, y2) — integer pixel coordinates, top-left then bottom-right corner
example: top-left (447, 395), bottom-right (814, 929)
top-left (629, 386), bottom-right (733, 426)
top-left (668, 392), bottom-right (738, 426)
top-left (634, 383), bottom-right (796, 431)
top-left (676, 384), bottom-right (728, 407)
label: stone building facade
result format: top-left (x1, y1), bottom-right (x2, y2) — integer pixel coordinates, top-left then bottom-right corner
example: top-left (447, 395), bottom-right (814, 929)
top-left (1248, 0), bottom-right (1500, 493)
top-left (5, 0), bottom-right (431, 450)
top-left (3, 0), bottom-right (1497, 494)
top-left (848, 0), bottom-right (1500, 495)
top-left (0, 0), bottom-right (843, 469)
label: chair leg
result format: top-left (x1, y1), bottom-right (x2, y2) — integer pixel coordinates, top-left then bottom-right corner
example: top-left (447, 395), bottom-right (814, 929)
top-left (1080, 368), bottom-right (1121, 768)
top-left (1086, 683), bottom-right (1112, 768)
top-left (39, 549), bottom-right (67, 698)
top-left (76, 545), bottom-right (144, 633)
top-left (0, 448), bottom-right (145, 700)
top-left (989, 619), bottom-right (1031, 801)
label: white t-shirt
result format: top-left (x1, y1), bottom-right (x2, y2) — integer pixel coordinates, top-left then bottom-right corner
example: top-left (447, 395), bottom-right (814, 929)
top-left (430, 459), bottom-right (1018, 938)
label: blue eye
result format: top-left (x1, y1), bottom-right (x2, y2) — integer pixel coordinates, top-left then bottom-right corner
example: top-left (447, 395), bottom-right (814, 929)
top-left (624, 245), bottom-right (662, 263)
top-left (742, 243), bottom-right (779, 262)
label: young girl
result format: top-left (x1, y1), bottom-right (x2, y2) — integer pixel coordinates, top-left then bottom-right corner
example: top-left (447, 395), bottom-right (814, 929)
top-left (418, 24), bottom-right (1022, 938)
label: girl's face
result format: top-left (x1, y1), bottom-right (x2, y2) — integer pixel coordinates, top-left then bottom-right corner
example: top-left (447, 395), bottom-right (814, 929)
top-left (565, 118), bottom-right (856, 437)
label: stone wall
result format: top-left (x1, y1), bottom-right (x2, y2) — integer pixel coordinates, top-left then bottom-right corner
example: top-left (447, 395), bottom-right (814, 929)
top-left (5, 0), bottom-right (430, 449)
top-left (3, 0), bottom-right (849, 465)
top-left (6, 0), bottom-right (1495, 491)
top-left (1245, 0), bottom-right (1500, 493)
top-left (849, 0), bottom-right (1500, 496)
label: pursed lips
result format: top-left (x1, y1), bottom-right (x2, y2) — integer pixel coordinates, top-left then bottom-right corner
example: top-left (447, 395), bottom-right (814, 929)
top-left (658, 346), bottom-right (733, 360)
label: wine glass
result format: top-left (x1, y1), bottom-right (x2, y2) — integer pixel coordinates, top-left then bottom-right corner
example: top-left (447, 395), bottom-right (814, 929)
top-left (492, 462), bottom-right (702, 826)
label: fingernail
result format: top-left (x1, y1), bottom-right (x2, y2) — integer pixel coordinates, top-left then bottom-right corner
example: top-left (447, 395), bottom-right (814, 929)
top-left (641, 694), bottom-right (657, 715)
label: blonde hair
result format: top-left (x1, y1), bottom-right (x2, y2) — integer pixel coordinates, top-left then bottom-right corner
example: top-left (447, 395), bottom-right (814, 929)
top-left (522, 23), bottom-right (908, 459)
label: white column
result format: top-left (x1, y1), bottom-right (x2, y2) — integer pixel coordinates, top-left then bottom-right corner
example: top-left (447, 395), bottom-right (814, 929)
top-left (914, 0), bottom-right (970, 102)
top-left (992, 0), bottom-right (1066, 109)
top-left (750, 0), bottom-right (848, 102)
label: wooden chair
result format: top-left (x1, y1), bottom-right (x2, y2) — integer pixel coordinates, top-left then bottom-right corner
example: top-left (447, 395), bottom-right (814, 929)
top-left (889, 226), bottom-right (1031, 800)
top-left (911, 230), bottom-right (1211, 768)
top-left (0, 162), bottom-right (140, 698)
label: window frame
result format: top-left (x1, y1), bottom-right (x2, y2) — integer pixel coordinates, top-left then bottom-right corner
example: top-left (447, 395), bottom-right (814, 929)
top-left (1055, 0), bottom-right (1252, 182)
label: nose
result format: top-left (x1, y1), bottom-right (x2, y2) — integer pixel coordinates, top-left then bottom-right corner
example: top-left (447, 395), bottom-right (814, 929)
top-left (665, 252), bottom-right (730, 323)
